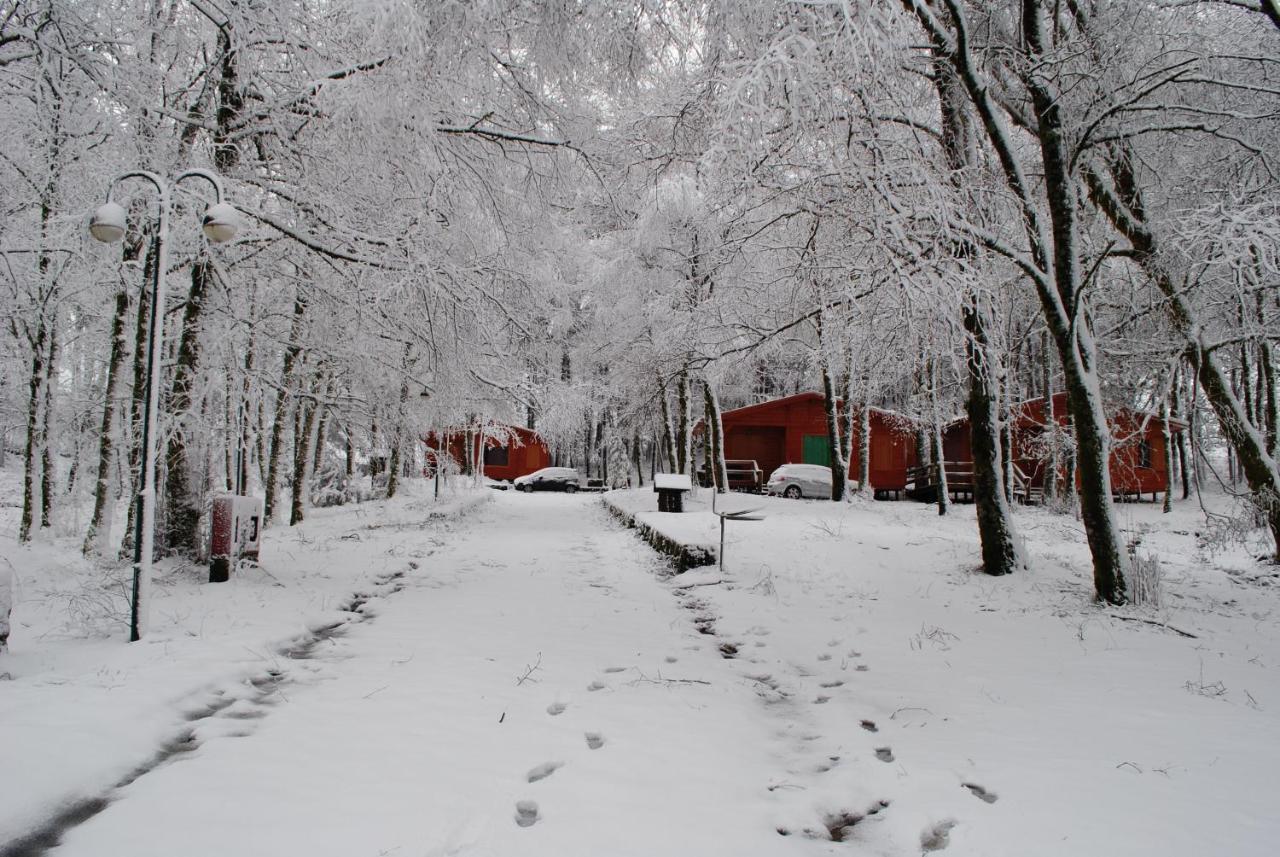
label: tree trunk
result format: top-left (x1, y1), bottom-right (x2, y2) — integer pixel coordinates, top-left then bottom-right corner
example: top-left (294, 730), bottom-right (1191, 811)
top-left (1162, 399), bottom-right (1175, 514)
top-left (40, 323), bottom-right (58, 531)
top-left (838, 366), bottom-right (855, 475)
top-left (858, 404), bottom-right (872, 495)
top-left (264, 287), bottom-right (307, 522)
top-left (19, 319), bottom-right (49, 544)
top-left (929, 359), bottom-right (950, 517)
top-left (121, 237), bottom-right (158, 558)
top-left (312, 402), bottom-right (330, 475)
top-left (1022, 1), bottom-right (1129, 602)
top-left (964, 295), bottom-right (1022, 574)
top-left (676, 367), bottom-right (691, 475)
top-left (163, 256), bottom-right (213, 556)
top-left (84, 256), bottom-right (136, 554)
top-left (658, 374), bottom-right (677, 472)
top-left (821, 360), bottom-right (847, 501)
top-left (290, 392), bottom-right (318, 525)
top-left (386, 344), bottom-right (412, 499)
top-left (632, 429), bottom-right (644, 487)
top-left (704, 380), bottom-right (729, 492)
top-left (1086, 156), bottom-right (1280, 561)
top-left (910, 0), bottom-right (1131, 600)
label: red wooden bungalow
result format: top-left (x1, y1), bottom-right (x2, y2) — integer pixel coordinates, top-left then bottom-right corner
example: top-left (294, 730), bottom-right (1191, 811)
top-left (423, 423), bottom-right (551, 482)
top-left (942, 391), bottom-right (1184, 501)
top-left (718, 392), bottom-right (919, 496)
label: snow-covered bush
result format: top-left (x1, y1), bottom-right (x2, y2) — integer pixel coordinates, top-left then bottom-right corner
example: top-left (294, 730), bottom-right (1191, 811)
top-left (1, 560), bottom-right (13, 652)
top-left (1126, 533), bottom-right (1163, 608)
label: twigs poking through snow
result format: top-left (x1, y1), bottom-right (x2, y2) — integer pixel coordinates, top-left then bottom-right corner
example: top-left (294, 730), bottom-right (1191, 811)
top-left (626, 669), bottom-right (710, 687)
top-left (910, 624), bottom-right (960, 651)
top-left (672, 579), bottom-right (725, 590)
top-left (1184, 661), bottom-right (1228, 699)
top-left (1107, 614), bottom-right (1198, 638)
top-left (890, 706), bottom-right (933, 720)
top-left (515, 652), bottom-right (542, 685)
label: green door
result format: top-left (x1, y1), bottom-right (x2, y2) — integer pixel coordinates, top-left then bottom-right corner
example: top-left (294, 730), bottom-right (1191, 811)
top-left (802, 434), bottom-right (831, 466)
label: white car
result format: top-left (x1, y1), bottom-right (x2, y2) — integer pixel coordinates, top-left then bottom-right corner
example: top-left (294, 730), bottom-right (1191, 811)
top-left (766, 463), bottom-right (834, 499)
top-left (513, 466), bottom-right (582, 493)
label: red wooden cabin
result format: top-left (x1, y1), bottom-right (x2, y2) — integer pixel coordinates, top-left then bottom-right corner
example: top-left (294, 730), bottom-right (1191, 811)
top-left (424, 423), bottom-right (551, 482)
top-left (717, 392), bottom-right (919, 495)
top-left (943, 392), bottom-right (1184, 500)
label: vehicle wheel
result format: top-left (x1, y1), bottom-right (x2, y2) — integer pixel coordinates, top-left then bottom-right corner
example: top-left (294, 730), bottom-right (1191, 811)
top-left (565, 483), bottom-right (579, 494)
top-left (519, 484), bottom-right (532, 493)
top-left (784, 485), bottom-right (802, 499)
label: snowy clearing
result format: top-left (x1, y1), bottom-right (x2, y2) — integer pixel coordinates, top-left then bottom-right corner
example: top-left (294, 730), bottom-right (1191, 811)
top-left (3, 479), bottom-right (1280, 856)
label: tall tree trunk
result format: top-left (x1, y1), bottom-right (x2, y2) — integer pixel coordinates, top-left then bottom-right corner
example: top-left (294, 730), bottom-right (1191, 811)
top-left (964, 295), bottom-right (1022, 573)
top-left (659, 375), bottom-right (678, 472)
top-left (704, 380), bottom-right (729, 492)
top-left (632, 428), bottom-right (644, 487)
top-left (1173, 366), bottom-right (1192, 498)
top-left (910, 0), bottom-right (1131, 600)
top-left (163, 256), bottom-right (213, 555)
top-left (84, 248), bottom-right (137, 554)
top-left (929, 359), bottom-right (950, 516)
top-left (1086, 155), bottom-right (1280, 561)
top-left (701, 390), bottom-right (714, 487)
top-left (1023, 1), bottom-right (1129, 601)
top-left (290, 391), bottom-right (318, 525)
top-left (1162, 399), bottom-right (1175, 514)
top-left (386, 344), bottom-right (412, 498)
top-left (858, 404), bottom-right (872, 495)
top-left (676, 367), bottom-right (691, 475)
top-left (121, 236), bottom-right (158, 557)
top-left (312, 402), bottom-right (330, 475)
top-left (39, 324), bottom-right (58, 530)
top-left (264, 287), bottom-right (307, 522)
top-left (931, 11), bottom-right (1019, 566)
top-left (821, 360), bottom-right (847, 501)
top-left (1258, 291), bottom-right (1278, 459)
top-left (838, 365), bottom-right (855, 475)
top-left (18, 319), bottom-right (48, 544)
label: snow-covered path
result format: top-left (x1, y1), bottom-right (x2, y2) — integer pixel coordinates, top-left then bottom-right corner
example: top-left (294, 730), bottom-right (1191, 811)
top-left (44, 493), bottom-right (820, 857)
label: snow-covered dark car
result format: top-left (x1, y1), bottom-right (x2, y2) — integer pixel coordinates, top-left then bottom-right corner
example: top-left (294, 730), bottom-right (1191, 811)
top-left (513, 467), bottom-right (582, 493)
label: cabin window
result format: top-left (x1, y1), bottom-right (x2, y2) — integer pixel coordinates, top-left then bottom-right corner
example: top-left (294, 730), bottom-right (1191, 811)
top-left (484, 445), bottom-right (510, 467)
top-left (1138, 439), bottom-right (1152, 469)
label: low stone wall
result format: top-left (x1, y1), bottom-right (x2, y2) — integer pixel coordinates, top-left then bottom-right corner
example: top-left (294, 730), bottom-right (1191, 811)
top-left (602, 496), bottom-right (715, 573)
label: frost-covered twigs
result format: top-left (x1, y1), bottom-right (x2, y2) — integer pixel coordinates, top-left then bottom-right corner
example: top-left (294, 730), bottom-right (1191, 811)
top-left (515, 652), bottom-right (542, 686)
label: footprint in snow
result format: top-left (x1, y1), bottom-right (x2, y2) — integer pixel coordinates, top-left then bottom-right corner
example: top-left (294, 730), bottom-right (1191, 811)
top-left (819, 680), bottom-right (844, 689)
top-left (860, 719), bottom-right (878, 732)
top-left (546, 702), bottom-right (567, 716)
top-left (603, 666), bottom-right (627, 674)
top-left (814, 695), bottom-right (830, 705)
top-left (962, 782), bottom-right (998, 803)
top-left (664, 656), bottom-right (678, 664)
top-left (587, 680), bottom-right (606, 692)
top-left (921, 819), bottom-right (957, 851)
top-left (817, 653), bottom-right (832, 662)
top-left (527, 761), bottom-right (563, 783)
top-left (874, 747), bottom-right (895, 763)
top-left (585, 732), bottom-right (605, 750)
top-left (514, 800), bottom-right (540, 828)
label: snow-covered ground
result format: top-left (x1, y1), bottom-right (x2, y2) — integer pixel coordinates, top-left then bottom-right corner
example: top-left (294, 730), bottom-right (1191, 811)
top-left (2, 470), bottom-right (1279, 856)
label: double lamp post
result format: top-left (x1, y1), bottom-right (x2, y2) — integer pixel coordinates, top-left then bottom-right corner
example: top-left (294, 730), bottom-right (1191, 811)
top-left (89, 169), bottom-right (238, 642)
